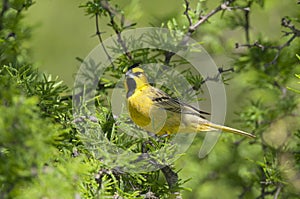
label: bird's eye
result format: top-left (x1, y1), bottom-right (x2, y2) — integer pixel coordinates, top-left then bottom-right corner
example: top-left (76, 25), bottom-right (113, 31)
top-left (134, 72), bottom-right (143, 76)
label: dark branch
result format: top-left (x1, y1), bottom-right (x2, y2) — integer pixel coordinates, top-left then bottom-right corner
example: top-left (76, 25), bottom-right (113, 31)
top-left (161, 165), bottom-right (178, 189)
top-left (236, 17), bottom-right (300, 66)
top-left (95, 13), bottom-right (115, 67)
top-left (183, 0), bottom-right (193, 27)
top-left (183, 66), bottom-right (234, 96)
top-left (235, 41), bottom-right (265, 50)
top-left (99, 0), bottom-right (133, 61)
top-left (164, 0), bottom-right (237, 65)
top-left (187, 0), bottom-right (235, 33)
top-left (244, 2), bottom-right (252, 43)
top-left (274, 184), bottom-right (283, 199)
top-left (201, 67), bottom-right (234, 84)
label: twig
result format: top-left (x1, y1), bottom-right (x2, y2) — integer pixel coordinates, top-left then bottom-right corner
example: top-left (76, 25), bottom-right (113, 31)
top-left (244, 2), bottom-right (252, 43)
top-left (201, 67), bottom-right (234, 84)
top-left (235, 41), bottom-right (265, 50)
top-left (238, 185), bottom-right (253, 199)
top-left (281, 17), bottom-right (300, 36)
top-left (164, 0), bottom-right (237, 65)
top-left (236, 17), bottom-right (300, 66)
top-left (99, 0), bottom-right (133, 61)
top-left (183, 0), bottom-right (193, 27)
top-left (164, 51), bottom-right (175, 64)
top-left (274, 184), bottom-right (282, 199)
top-left (187, 0), bottom-right (235, 34)
top-left (164, 0), bottom-right (236, 65)
top-left (183, 0), bottom-right (252, 54)
top-left (161, 165), bottom-right (178, 189)
top-left (95, 13), bottom-right (115, 68)
top-left (182, 66), bottom-right (234, 96)
top-left (258, 166), bottom-right (267, 199)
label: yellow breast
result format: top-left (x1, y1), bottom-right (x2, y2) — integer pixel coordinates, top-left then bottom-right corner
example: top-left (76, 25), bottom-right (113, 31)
top-left (127, 86), bottom-right (153, 127)
top-left (127, 86), bottom-right (183, 135)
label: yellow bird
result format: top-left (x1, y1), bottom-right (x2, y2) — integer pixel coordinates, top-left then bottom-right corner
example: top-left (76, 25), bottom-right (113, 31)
top-left (124, 66), bottom-right (255, 138)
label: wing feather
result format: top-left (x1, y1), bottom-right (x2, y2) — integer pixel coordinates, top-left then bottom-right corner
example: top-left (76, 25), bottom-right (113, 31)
top-left (149, 88), bottom-right (209, 119)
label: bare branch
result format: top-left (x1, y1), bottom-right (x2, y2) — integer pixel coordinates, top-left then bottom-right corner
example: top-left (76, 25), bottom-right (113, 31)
top-left (183, 66), bottom-right (234, 95)
top-left (99, 0), bottom-right (133, 61)
top-left (236, 17), bottom-right (300, 66)
top-left (165, 0), bottom-right (237, 65)
top-left (235, 41), bottom-right (265, 50)
top-left (188, 0), bottom-right (235, 33)
top-left (183, 0), bottom-right (193, 27)
top-left (244, 2), bottom-right (252, 43)
top-left (201, 67), bottom-right (234, 84)
top-left (281, 17), bottom-right (300, 36)
top-left (95, 13), bottom-right (115, 67)
top-left (274, 184), bottom-right (282, 199)
top-left (161, 165), bottom-right (178, 189)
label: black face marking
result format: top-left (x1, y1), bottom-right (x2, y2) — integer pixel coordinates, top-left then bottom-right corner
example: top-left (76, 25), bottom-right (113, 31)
top-left (126, 78), bottom-right (136, 98)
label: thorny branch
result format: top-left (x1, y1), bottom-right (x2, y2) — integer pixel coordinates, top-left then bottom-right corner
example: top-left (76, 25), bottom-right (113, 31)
top-left (161, 166), bottom-right (179, 189)
top-left (183, 0), bottom-right (252, 41)
top-left (98, 0), bottom-right (133, 61)
top-left (274, 184), bottom-right (282, 199)
top-left (244, 1), bottom-right (252, 43)
top-left (93, 0), bottom-right (133, 64)
top-left (183, 67), bottom-right (234, 96)
top-left (161, 166), bottom-right (182, 199)
top-left (183, 0), bottom-right (193, 27)
top-left (167, 0), bottom-right (252, 67)
top-left (165, 0), bottom-right (237, 64)
top-left (185, 0), bottom-right (235, 35)
top-left (236, 17), bottom-right (300, 66)
top-left (95, 13), bottom-right (114, 68)
top-left (201, 67), bottom-right (234, 84)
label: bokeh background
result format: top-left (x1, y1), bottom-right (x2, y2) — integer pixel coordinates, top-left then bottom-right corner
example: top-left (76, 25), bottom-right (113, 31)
top-left (25, 0), bottom-right (296, 87)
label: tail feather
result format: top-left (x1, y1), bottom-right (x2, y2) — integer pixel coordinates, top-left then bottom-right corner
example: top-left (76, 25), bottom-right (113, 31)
top-left (202, 122), bottom-right (256, 138)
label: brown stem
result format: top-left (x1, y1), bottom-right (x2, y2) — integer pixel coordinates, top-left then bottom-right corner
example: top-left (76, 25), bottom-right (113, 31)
top-left (161, 165), bottom-right (178, 189)
top-left (236, 17), bottom-right (300, 66)
top-left (99, 0), bottom-right (132, 61)
top-left (95, 13), bottom-right (115, 67)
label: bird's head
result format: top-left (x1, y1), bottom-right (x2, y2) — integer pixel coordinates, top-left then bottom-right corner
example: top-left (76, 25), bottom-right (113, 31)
top-left (125, 66), bottom-right (149, 98)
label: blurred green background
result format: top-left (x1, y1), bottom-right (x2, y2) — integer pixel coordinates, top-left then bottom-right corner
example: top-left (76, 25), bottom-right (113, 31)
top-left (23, 0), bottom-right (299, 198)
top-left (25, 0), bottom-right (296, 87)
top-left (24, 0), bottom-right (183, 87)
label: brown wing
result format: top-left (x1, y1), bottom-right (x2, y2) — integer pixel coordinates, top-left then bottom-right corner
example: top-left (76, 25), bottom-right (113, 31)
top-left (149, 87), bottom-right (209, 119)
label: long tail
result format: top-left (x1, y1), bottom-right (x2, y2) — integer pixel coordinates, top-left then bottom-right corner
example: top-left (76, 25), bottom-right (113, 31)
top-left (201, 122), bottom-right (256, 138)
